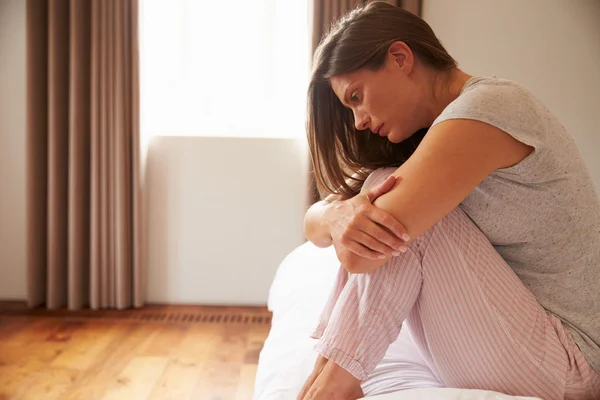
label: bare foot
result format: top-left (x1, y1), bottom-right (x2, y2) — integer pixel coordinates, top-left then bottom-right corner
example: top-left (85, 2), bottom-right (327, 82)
top-left (299, 357), bottom-right (364, 400)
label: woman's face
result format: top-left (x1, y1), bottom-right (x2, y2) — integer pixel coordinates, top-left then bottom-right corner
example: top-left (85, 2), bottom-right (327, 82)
top-left (329, 43), bottom-right (425, 144)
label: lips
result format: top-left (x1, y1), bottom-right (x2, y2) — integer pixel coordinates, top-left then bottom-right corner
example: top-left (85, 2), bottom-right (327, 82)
top-left (373, 124), bottom-right (384, 136)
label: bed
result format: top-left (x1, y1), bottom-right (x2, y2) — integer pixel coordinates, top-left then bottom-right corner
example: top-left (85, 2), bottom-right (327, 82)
top-left (252, 241), bottom-right (539, 400)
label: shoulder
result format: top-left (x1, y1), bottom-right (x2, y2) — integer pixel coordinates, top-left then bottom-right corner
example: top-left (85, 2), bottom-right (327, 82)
top-left (437, 77), bottom-right (538, 123)
top-left (457, 76), bottom-right (533, 103)
top-left (433, 76), bottom-right (548, 150)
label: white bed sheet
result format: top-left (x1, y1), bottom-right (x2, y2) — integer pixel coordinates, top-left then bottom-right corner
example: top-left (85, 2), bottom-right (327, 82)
top-left (253, 241), bottom-right (538, 400)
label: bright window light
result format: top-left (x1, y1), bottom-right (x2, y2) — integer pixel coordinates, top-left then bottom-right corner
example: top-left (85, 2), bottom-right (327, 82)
top-left (140, 0), bottom-right (309, 140)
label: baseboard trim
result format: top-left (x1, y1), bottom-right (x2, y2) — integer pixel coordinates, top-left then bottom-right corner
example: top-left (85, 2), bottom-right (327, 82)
top-left (0, 301), bottom-right (272, 326)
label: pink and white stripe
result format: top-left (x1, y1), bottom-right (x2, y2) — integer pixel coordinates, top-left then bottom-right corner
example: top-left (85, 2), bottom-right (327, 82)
top-left (310, 168), bottom-right (600, 400)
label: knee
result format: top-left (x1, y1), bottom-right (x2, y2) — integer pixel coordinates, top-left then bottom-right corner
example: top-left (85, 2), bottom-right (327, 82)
top-left (361, 167), bottom-right (397, 193)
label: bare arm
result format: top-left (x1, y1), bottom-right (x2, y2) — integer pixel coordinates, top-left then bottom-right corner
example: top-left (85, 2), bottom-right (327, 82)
top-left (342, 119), bottom-right (533, 273)
top-left (303, 176), bottom-right (356, 248)
top-left (303, 170), bottom-right (405, 252)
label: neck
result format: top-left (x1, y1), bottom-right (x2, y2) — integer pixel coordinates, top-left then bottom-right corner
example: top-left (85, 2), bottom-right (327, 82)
top-left (422, 67), bottom-right (472, 127)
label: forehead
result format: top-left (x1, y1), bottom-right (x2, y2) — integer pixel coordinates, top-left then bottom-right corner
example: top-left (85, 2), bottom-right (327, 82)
top-left (329, 70), bottom-right (364, 100)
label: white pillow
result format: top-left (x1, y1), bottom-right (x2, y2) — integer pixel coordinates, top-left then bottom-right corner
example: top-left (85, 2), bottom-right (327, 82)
top-left (267, 241), bottom-right (340, 315)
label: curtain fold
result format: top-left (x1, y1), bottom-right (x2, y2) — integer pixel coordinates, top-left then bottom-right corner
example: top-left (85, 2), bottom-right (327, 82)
top-left (26, 0), bottom-right (143, 310)
top-left (307, 0), bottom-right (422, 205)
top-left (310, 0), bottom-right (367, 59)
top-left (399, 0), bottom-right (421, 16)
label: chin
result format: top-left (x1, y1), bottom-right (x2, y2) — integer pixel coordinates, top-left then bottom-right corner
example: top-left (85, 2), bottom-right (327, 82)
top-left (389, 128), bottom-right (420, 144)
top-left (386, 132), bottom-right (404, 144)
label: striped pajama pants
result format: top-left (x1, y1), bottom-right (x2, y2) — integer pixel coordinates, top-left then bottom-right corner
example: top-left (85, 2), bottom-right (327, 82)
top-left (310, 168), bottom-right (600, 400)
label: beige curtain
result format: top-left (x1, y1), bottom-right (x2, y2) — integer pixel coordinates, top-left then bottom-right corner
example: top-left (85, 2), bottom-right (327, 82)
top-left (26, 0), bottom-right (143, 310)
top-left (308, 0), bottom-right (422, 205)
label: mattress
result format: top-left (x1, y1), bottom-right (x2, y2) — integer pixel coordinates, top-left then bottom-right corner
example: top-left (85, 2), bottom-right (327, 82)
top-left (253, 241), bottom-right (538, 400)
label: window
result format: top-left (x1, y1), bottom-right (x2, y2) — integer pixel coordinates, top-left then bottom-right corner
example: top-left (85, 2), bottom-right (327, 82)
top-left (140, 0), bottom-right (309, 140)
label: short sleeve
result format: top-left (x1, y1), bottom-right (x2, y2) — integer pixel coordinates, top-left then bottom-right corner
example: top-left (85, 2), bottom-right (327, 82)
top-left (432, 78), bottom-right (552, 177)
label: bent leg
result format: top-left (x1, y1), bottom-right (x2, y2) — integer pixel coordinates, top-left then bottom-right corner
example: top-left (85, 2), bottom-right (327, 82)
top-left (311, 168), bottom-right (600, 400)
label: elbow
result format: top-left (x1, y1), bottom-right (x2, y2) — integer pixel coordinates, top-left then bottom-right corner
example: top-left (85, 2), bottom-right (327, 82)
top-left (339, 252), bottom-right (363, 274)
top-left (303, 223), bottom-right (333, 248)
top-left (303, 215), bottom-right (333, 248)
top-left (343, 264), bottom-right (362, 274)
top-left (320, 240), bottom-right (334, 248)
top-left (313, 238), bottom-right (333, 248)
top-left (340, 252), bottom-right (387, 274)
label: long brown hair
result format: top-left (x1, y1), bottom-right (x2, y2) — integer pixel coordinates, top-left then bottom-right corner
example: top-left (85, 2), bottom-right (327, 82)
top-left (307, 1), bottom-right (456, 200)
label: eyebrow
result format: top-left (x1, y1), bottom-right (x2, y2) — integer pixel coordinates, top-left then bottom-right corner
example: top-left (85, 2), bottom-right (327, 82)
top-left (341, 81), bottom-right (356, 107)
top-left (343, 87), bottom-right (351, 106)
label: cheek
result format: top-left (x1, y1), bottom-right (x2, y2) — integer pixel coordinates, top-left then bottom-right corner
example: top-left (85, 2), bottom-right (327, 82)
top-left (385, 89), bottom-right (408, 118)
top-left (388, 99), bottom-right (410, 126)
top-left (395, 95), bottom-right (419, 123)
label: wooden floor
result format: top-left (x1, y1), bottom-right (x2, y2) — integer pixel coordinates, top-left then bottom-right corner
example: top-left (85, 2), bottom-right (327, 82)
top-left (0, 303), bottom-right (272, 400)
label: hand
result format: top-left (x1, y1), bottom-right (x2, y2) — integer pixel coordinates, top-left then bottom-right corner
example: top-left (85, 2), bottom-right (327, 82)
top-left (297, 355), bottom-right (364, 400)
top-left (297, 355), bottom-right (327, 400)
top-left (324, 175), bottom-right (409, 260)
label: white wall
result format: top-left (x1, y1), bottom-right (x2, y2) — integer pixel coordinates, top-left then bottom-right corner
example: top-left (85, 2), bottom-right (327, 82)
top-left (423, 0), bottom-right (600, 192)
top-left (144, 137), bottom-right (308, 305)
top-left (0, 0), bottom-right (27, 299)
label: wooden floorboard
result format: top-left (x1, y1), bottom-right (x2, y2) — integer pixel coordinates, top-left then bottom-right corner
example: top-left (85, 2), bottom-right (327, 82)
top-left (0, 303), bottom-right (271, 400)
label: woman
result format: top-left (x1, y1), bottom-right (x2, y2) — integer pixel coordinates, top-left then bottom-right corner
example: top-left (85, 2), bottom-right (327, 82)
top-left (297, 2), bottom-right (600, 400)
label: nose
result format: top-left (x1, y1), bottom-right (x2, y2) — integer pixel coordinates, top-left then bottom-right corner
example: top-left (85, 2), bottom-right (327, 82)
top-left (353, 110), bottom-right (370, 131)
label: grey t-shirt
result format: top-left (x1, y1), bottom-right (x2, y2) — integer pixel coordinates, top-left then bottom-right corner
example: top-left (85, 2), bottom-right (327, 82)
top-left (432, 76), bottom-right (600, 373)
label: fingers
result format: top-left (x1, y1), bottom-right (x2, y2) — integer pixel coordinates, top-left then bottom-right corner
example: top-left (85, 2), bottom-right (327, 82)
top-left (298, 371), bottom-right (318, 400)
top-left (297, 356), bottom-right (328, 400)
top-left (366, 207), bottom-right (410, 243)
top-left (342, 236), bottom-right (389, 260)
top-left (353, 230), bottom-right (400, 257)
top-left (363, 175), bottom-right (410, 241)
top-left (340, 206), bottom-right (408, 259)
top-left (365, 175), bottom-right (395, 203)
top-left (363, 218), bottom-right (407, 252)
top-left (303, 359), bottom-right (364, 400)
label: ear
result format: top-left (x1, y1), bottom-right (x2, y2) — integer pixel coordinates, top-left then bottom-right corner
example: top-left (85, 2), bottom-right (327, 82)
top-left (387, 41), bottom-right (414, 74)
